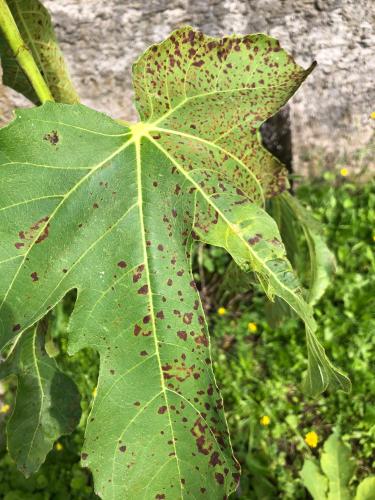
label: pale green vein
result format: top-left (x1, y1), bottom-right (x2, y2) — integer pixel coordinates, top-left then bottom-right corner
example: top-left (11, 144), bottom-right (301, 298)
top-left (17, 117), bottom-right (131, 138)
top-left (1, 161), bottom-right (92, 170)
top-left (135, 136), bottom-right (184, 498)
top-left (0, 195), bottom-right (63, 213)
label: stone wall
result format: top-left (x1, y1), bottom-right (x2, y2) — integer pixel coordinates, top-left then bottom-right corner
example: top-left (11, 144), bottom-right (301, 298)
top-left (1, 0), bottom-right (374, 174)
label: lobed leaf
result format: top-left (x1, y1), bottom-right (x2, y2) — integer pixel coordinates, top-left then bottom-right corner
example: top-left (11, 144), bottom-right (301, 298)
top-left (0, 0), bottom-right (79, 104)
top-left (0, 323), bottom-right (81, 476)
top-left (0, 26), bottom-right (350, 498)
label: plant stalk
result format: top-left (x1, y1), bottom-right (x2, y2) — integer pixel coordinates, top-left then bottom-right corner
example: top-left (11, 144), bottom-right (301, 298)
top-left (0, 0), bottom-right (53, 103)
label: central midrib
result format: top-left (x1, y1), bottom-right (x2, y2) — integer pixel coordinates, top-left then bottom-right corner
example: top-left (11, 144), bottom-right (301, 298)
top-left (134, 136), bottom-right (184, 498)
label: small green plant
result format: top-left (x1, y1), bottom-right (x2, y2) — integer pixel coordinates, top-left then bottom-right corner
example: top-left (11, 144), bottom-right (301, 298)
top-left (0, 1), bottom-right (351, 498)
top-left (300, 431), bottom-right (375, 500)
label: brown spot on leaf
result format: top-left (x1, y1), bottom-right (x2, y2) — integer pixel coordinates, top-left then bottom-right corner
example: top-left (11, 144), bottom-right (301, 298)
top-left (183, 312), bottom-right (193, 325)
top-left (209, 451), bottom-right (221, 466)
top-left (133, 324), bottom-right (141, 336)
top-left (215, 472), bottom-right (224, 485)
top-left (43, 130), bottom-right (59, 145)
top-left (177, 330), bottom-right (187, 341)
top-left (31, 272), bottom-right (39, 282)
top-left (117, 261), bottom-right (127, 268)
top-left (35, 223), bottom-right (50, 244)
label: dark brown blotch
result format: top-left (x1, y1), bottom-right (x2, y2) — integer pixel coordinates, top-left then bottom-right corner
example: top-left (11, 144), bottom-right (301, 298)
top-left (43, 130), bottom-right (59, 145)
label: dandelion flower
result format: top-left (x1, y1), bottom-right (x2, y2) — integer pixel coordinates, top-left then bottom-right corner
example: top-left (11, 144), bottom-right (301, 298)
top-left (260, 415), bottom-right (270, 426)
top-left (0, 404), bottom-right (10, 414)
top-left (247, 322), bottom-right (258, 333)
top-left (340, 168), bottom-right (348, 177)
top-left (55, 442), bottom-right (63, 451)
top-left (370, 111), bottom-right (375, 119)
top-left (217, 307), bottom-right (227, 316)
top-left (305, 431), bottom-right (319, 448)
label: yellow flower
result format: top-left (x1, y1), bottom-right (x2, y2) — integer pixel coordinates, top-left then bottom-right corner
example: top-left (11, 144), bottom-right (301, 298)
top-left (0, 404), bottom-right (10, 414)
top-left (260, 415), bottom-right (270, 426)
top-left (217, 307), bottom-right (227, 316)
top-left (372, 234), bottom-right (375, 242)
top-left (370, 111), bottom-right (375, 119)
top-left (340, 168), bottom-right (349, 177)
top-left (92, 387), bottom-right (97, 397)
top-left (55, 442), bottom-right (63, 451)
top-left (247, 322), bottom-right (258, 333)
top-left (305, 431), bottom-right (319, 448)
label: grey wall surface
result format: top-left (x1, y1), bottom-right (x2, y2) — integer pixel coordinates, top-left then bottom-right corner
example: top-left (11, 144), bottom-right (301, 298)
top-left (0, 0), bottom-right (374, 174)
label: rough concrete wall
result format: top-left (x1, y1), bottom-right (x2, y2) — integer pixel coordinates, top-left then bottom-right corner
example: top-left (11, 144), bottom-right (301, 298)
top-left (1, 0), bottom-right (374, 174)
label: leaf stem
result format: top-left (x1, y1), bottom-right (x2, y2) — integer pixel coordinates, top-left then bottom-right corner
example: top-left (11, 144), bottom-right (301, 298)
top-left (0, 0), bottom-right (53, 103)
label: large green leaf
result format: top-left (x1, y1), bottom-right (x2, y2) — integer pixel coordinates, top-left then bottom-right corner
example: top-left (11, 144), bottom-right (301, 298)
top-left (0, 323), bottom-right (81, 476)
top-left (321, 432), bottom-right (356, 500)
top-left (0, 27), bottom-right (349, 498)
top-left (300, 459), bottom-right (328, 500)
top-left (0, 0), bottom-right (79, 104)
top-left (355, 477), bottom-right (375, 500)
top-left (278, 192), bottom-right (336, 305)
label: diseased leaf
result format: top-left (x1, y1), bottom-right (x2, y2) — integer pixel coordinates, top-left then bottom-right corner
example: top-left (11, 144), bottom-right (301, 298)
top-left (0, 27), bottom-right (350, 498)
top-left (0, 323), bottom-right (81, 476)
top-left (321, 432), bottom-right (356, 500)
top-left (300, 459), bottom-right (328, 500)
top-left (0, 0), bottom-right (79, 104)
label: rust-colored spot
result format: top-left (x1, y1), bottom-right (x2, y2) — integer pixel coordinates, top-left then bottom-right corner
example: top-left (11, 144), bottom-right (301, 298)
top-left (138, 285), bottom-right (149, 295)
top-left (177, 330), bottom-right (187, 341)
top-left (209, 451), bottom-right (221, 466)
top-left (35, 223), bottom-right (50, 244)
top-left (31, 272), bottom-right (39, 282)
top-left (183, 312), bottom-right (193, 324)
top-left (133, 324), bottom-right (141, 336)
top-left (215, 472), bottom-right (224, 485)
top-left (117, 261), bottom-right (127, 268)
top-left (12, 324), bottom-right (21, 332)
top-left (158, 406), bottom-right (167, 414)
top-left (119, 445), bottom-right (126, 453)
